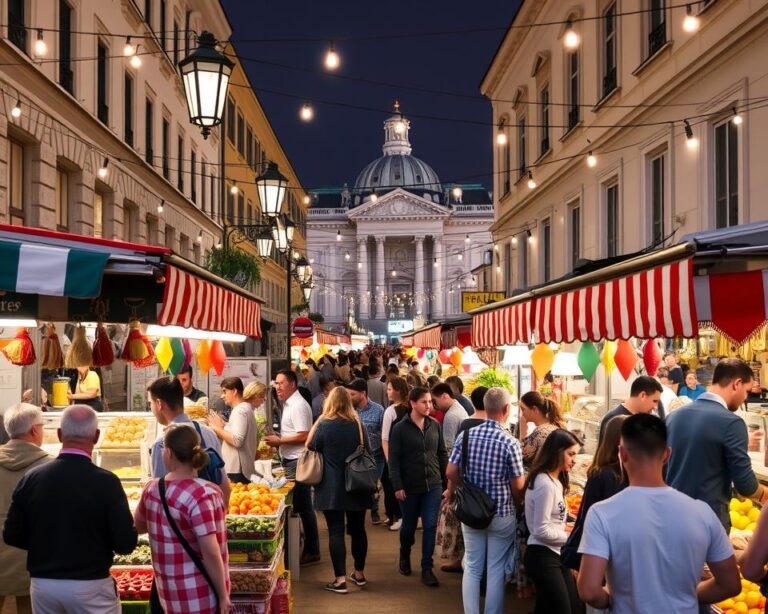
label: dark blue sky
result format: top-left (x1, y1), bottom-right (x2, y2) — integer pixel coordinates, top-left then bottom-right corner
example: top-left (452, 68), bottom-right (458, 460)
top-left (220, 0), bottom-right (522, 191)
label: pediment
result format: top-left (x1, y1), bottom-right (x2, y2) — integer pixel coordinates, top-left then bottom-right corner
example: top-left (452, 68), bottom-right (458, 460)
top-left (347, 188), bottom-right (450, 221)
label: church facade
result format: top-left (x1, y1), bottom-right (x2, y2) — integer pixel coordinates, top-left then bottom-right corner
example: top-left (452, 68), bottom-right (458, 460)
top-left (307, 105), bottom-right (494, 341)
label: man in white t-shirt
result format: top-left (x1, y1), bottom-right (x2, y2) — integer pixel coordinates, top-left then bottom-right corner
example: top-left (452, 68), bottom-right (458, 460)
top-left (264, 370), bottom-right (319, 565)
top-left (578, 414), bottom-right (740, 614)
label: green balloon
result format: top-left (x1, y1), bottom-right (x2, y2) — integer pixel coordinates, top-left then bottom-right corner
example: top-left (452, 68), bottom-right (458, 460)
top-left (167, 337), bottom-right (185, 376)
top-left (578, 342), bottom-right (601, 382)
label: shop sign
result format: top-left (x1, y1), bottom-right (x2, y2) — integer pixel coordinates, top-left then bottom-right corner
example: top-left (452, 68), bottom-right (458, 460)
top-left (0, 292), bottom-right (38, 318)
top-left (388, 320), bottom-right (413, 333)
top-left (462, 291), bottom-right (505, 312)
top-left (291, 317), bottom-right (314, 339)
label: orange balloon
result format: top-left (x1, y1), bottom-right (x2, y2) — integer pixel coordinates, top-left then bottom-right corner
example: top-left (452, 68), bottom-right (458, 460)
top-left (449, 348), bottom-right (463, 368)
top-left (531, 343), bottom-right (555, 380)
top-left (196, 339), bottom-right (212, 375)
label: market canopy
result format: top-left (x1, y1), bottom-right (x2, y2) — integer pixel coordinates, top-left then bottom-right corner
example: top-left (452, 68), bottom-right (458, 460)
top-left (316, 328), bottom-right (350, 346)
top-left (401, 323), bottom-right (442, 349)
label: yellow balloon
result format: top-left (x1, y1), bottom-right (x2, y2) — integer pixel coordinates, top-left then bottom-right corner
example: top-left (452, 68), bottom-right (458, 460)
top-left (531, 343), bottom-right (555, 380)
top-left (155, 337), bottom-right (173, 373)
top-left (601, 341), bottom-right (617, 374)
top-left (405, 347), bottom-right (417, 358)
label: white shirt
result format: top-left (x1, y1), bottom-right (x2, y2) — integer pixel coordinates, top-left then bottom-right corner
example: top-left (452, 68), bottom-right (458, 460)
top-left (382, 404), bottom-right (397, 442)
top-left (222, 401), bottom-right (258, 476)
top-left (660, 385), bottom-right (677, 411)
top-left (279, 390), bottom-right (313, 461)
top-left (525, 473), bottom-right (568, 554)
top-left (579, 486), bottom-right (733, 614)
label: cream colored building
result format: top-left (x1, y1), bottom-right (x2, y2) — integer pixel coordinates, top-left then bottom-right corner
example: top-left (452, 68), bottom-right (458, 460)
top-left (482, 0), bottom-right (768, 294)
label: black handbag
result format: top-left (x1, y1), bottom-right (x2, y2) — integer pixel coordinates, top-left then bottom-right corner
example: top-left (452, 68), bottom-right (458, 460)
top-left (451, 429), bottom-right (497, 530)
top-left (345, 418), bottom-right (379, 495)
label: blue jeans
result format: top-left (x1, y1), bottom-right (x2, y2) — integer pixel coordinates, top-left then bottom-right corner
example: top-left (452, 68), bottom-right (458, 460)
top-left (399, 487), bottom-right (442, 570)
top-left (371, 452), bottom-right (386, 512)
top-left (462, 514), bottom-right (516, 614)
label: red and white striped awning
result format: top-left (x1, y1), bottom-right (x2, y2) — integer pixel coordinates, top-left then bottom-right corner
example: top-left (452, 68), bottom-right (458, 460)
top-left (414, 325), bottom-right (442, 349)
top-left (401, 333), bottom-right (414, 347)
top-left (533, 258), bottom-right (696, 343)
top-left (472, 301), bottom-right (533, 348)
top-left (316, 329), bottom-right (351, 346)
top-left (158, 266), bottom-right (262, 338)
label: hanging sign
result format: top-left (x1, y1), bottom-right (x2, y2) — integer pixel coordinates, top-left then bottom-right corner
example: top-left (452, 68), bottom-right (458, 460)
top-left (291, 317), bottom-right (314, 339)
top-left (462, 291), bottom-right (505, 312)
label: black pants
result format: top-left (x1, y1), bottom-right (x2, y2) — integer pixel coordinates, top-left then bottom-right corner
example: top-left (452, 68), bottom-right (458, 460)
top-left (323, 510), bottom-right (368, 578)
top-left (380, 462), bottom-right (401, 521)
top-left (524, 544), bottom-right (584, 614)
top-left (283, 459), bottom-right (320, 556)
top-left (227, 472), bottom-right (249, 484)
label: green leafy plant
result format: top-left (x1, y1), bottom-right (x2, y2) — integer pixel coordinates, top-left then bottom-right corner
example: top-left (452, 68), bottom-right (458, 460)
top-left (465, 368), bottom-right (515, 396)
top-left (205, 247), bottom-right (261, 286)
top-left (291, 302), bottom-right (310, 314)
top-left (308, 312), bottom-right (325, 324)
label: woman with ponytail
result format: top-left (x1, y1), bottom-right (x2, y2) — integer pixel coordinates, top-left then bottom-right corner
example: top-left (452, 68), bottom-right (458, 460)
top-left (519, 391), bottom-right (566, 469)
top-left (135, 425), bottom-right (230, 613)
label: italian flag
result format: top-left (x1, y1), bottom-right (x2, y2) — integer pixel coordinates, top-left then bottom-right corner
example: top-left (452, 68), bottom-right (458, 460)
top-left (0, 240), bottom-right (110, 298)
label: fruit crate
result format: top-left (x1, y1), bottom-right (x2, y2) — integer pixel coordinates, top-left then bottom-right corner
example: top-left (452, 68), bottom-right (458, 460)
top-left (231, 595), bottom-right (272, 614)
top-left (226, 509), bottom-right (285, 540)
top-left (111, 566), bottom-right (153, 602)
top-left (228, 537), bottom-right (281, 566)
top-left (229, 541), bottom-right (283, 595)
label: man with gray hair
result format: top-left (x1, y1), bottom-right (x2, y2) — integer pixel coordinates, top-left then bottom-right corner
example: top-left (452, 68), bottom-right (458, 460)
top-left (4, 405), bottom-right (137, 613)
top-left (444, 387), bottom-right (525, 614)
top-left (0, 404), bottom-right (50, 614)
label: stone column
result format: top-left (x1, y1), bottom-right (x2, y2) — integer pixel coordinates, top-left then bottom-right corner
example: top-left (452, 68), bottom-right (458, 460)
top-left (375, 237), bottom-right (385, 319)
top-left (357, 235), bottom-right (369, 320)
top-left (433, 235), bottom-right (444, 318)
top-left (414, 236), bottom-right (424, 317)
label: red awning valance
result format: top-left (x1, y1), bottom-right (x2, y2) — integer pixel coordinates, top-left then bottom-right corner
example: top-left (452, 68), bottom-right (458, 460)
top-left (316, 329), bottom-right (350, 346)
top-left (472, 302), bottom-right (533, 348)
top-left (413, 325), bottom-right (442, 349)
top-left (158, 266), bottom-right (262, 338)
top-left (401, 333), bottom-right (414, 347)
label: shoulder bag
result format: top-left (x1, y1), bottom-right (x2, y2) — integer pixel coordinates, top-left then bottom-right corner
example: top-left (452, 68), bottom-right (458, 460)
top-left (345, 418), bottom-right (379, 495)
top-left (296, 420), bottom-right (324, 485)
top-left (451, 429), bottom-right (497, 530)
top-left (158, 478), bottom-right (221, 611)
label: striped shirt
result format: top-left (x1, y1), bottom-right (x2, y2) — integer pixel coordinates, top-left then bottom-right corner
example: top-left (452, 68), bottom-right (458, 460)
top-left (449, 419), bottom-right (524, 517)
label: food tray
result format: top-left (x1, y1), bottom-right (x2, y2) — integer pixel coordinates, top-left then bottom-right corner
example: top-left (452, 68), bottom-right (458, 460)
top-left (229, 494), bottom-right (285, 518)
top-left (229, 541), bottom-right (283, 595)
top-left (111, 567), bottom-right (153, 602)
top-left (228, 538), bottom-right (280, 566)
top-left (231, 595), bottom-right (272, 614)
top-left (226, 510), bottom-right (285, 540)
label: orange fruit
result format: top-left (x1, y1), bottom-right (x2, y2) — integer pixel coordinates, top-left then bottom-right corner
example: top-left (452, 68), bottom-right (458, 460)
top-left (745, 592), bottom-right (760, 608)
top-left (733, 602), bottom-right (748, 614)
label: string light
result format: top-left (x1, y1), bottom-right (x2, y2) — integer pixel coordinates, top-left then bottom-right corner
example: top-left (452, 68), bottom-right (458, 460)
top-left (732, 107), bottom-right (743, 125)
top-left (123, 37), bottom-right (136, 57)
top-left (563, 20), bottom-right (580, 49)
top-left (684, 119), bottom-right (698, 150)
top-left (197, 230), bottom-right (203, 244)
top-left (465, 234), bottom-right (470, 243)
top-left (452, 186), bottom-right (463, 199)
top-left (34, 30), bottom-right (47, 57)
top-left (130, 47), bottom-right (142, 68)
top-left (511, 236), bottom-right (518, 245)
top-left (586, 151), bottom-right (597, 167)
top-left (336, 230), bottom-right (341, 241)
top-left (496, 124), bottom-right (507, 145)
top-left (11, 100), bottom-right (21, 119)
top-left (97, 158), bottom-right (109, 179)
top-left (496, 264), bottom-right (501, 273)
top-left (344, 250), bottom-right (351, 260)
top-left (230, 182), bottom-right (239, 195)
top-left (494, 244), bottom-right (499, 251)
top-left (682, 5), bottom-right (700, 33)
top-left (370, 193), bottom-right (378, 202)
top-left (391, 269), bottom-right (397, 277)
top-left (300, 102), bottom-right (314, 121)
top-left (526, 228), bottom-right (533, 243)
top-left (527, 170), bottom-right (537, 189)
top-left (157, 200), bottom-right (164, 213)
top-left (357, 261), bottom-right (362, 269)
top-left (458, 253), bottom-right (463, 261)
top-left (215, 238), bottom-right (222, 249)
top-left (303, 195), bottom-right (311, 205)
top-left (324, 42), bottom-right (340, 70)
top-left (433, 258), bottom-right (438, 268)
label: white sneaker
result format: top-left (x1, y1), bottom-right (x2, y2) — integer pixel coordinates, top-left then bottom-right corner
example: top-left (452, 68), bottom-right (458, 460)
top-left (389, 519), bottom-right (402, 531)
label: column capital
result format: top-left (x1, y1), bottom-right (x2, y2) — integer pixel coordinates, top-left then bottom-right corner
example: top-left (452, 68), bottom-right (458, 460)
top-left (357, 235), bottom-right (368, 244)
top-left (414, 235), bottom-right (425, 243)
top-left (375, 236), bottom-right (386, 244)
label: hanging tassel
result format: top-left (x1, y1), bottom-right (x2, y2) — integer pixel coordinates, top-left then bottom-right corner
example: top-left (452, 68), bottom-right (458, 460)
top-left (1, 328), bottom-right (36, 366)
top-left (92, 323), bottom-right (115, 367)
top-left (41, 323), bottom-right (64, 370)
top-left (121, 320), bottom-right (155, 367)
top-left (65, 325), bottom-right (93, 368)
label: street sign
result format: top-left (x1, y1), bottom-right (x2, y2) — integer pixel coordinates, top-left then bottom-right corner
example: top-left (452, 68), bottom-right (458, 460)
top-left (462, 291), bottom-right (505, 312)
top-left (291, 317), bottom-right (314, 339)
top-left (388, 319), bottom-right (413, 333)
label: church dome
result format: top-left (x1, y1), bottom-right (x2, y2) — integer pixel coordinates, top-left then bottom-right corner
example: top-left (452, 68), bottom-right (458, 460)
top-left (353, 103), bottom-right (443, 200)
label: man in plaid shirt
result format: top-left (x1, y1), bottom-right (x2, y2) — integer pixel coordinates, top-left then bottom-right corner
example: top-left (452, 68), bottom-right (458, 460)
top-left (445, 387), bottom-right (525, 614)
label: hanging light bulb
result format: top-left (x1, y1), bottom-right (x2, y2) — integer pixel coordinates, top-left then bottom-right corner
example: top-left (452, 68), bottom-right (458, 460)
top-left (732, 107), bottom-right (743, 126)
top-left (357, 261), bottom-right (362, 269)
top-left (336, 230), bottom-right (342, 241)
top-left (230, 182), bottom-right (239, 195)
top-left (391, 269), bottom-right (397, 277)
top-left (123, 36), bottom-right (136, 57)
top-left (458, 253), bottom-right (463, 261)
top-left (34, 29), bottom-right (47, 56)
top-left (344, 250), bottom-right (351, 261)
top-left (303, 195), bottom-right (311, 205)
top-left (197, 230), bottom-right (203, 244)
top-left (511, 235), bottom-right (518, 245)
top-left (563, 20), bottom-right (580, 49)
top-left (526, 228), bottom-right (534, 243)
top-left (433, 258), bottom-right (438, 268)
top-left (97, 158), bottom-right (109, 179)
top-left (527, 170), bottom-right (537, 189)
top-left (11, 100), bottom-right (21, 119)
top-left (300, 102), bottom-right (314, 122)
top-left (465, 234), bottom-right (470, 243)
top-left (452, 186), bottom-right (463, 199)
top-left (682, 4), bottom-right (700, 33)
top-left (494, 244), bottom-right (499, 251)
top-left (586, 151), bottom-right (597, 167)
top-left (157, 200), bottom-right (164, 214)
top-left (684, 120), bottom-right (698, 150)
top-left (130, 47), bottom-right (142, 68)
top-left (496, 264), bottom-right (501, 273)
top-left (370, 193), bottom-right (378, 202)
top-left (496, 125), bottom-right (507, 145)
top-left (324, 42), bottom-right (340, 70)
top-left (215, 238), bottom-right (222, 249)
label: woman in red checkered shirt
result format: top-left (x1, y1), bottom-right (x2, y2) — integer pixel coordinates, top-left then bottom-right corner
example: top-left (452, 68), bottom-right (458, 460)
top-left (135, 425), bottom-right (230, 613)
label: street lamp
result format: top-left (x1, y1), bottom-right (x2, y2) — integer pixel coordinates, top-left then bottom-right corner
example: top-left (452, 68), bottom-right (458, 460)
top-left (272, 214), bottom-right (295, 253)
top-left (179, 31), bottom-right (234, 139)
top-left (255, 229), bottom-right (275, 258)
top-left (295, 257), bottom-right (310, 282)
top-left (302, 281), bottom-right (313, 303)
top-left (255, 162), bottom-right (289, 218)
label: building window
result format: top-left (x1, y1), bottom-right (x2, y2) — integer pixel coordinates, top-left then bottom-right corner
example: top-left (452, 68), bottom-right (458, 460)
top-left (519, 238), bottom-right (529, 289)
top-left (177, 135), bottom-right (184, 192)
top-left (246, 126), bottom-right (254, 166)
top-left (145, 98), bottom-right (154, 165)
top-left (503, 244), bottom-right (512, 294)
top-left (8, 0), bottom-right (26, 53)
top-left (162, 118), bottom-right (170, 179)
top-left (247, 199), bottom-right (254, 224)
top-left (146, 215), bottom-right (158, 245)
top-left (97, 42), bottom-right (108, 124)
top-left (190, 150), bottom-right (197, 204)
top-left (201, 161), bottom-right (207, 212)
top-left (540, 86), bottom-right (550, 156)
top-left (238, 192), bottom-right (245, 222)
top-left (56, 168), bottom-right (69, 229)
top-left (542, 219), bottom-right (551, 282)
top-left (93, 191), bottom-right (104, 238)
top-left (59, 1), bottom-right (73, 94)
top-left (502, 131), bottom-right (511, 196)
top-left (173, 19), bottom-right (179, 65)
top-left (567, 51), bottom-right (579, 131)
top-left (602, 2), bottom-right (617, 99)
top-left (210, 173), bottom-right (216, 218)
top-left (517, 117), bottom-right (526, 180)
top-left (227, 187), bottom-right (234, 223)
top-left (124, 72), bottom-right (134, 147)
top-left (569, 201), bottom-right (581, 269)
top-left (124, 206), bottom-right (134, 242)
top-left (605, 181), bottom-right (619, 257)
top-left (180, 234), bottom-right (190, 257)
top-left (8, 139), bottom-right (24, 225)
top-left (648, 0), bottom-right (666, 56)
top-left (649, 152), bottom-right (666, 245)
top-left (144, 0), bottom-right (152, 28)
top-left (165, 226), bottom-right (175, 249)
top-left (159, 0), bottom-right (166, 51)
top-left (714, 119), bottom-right (738, 228)
top-left (236, 112), bottom-right (245, 156)
top-left (184, 10), bottom-right (191, 55)
top-left (226, 98), bottom-right (235, 143)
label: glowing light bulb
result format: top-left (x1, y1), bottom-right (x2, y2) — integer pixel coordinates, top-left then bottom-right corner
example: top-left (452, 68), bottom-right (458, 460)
top-left (682, 5), bottom-right (700, 33)
top-left (123, 37), bottom-right (136, 57)
top-left (300, 102), bottom-right (314, 122)
top-left (732, 108), bottom-right (743, 126)
top-left (98, 158), bottom-right (109, 179)
top-left (511, 236), bottom-right (518, 245)
top-left (230, 183), bottom-right (239, 195)
top-left (345, 251), bottom-right (351, 261)
top-left (465, 234), bottom-right (470, 243)
top-left (325, 43), bottom-right (340, 70)
top-left (587, 152), bottom-right (597, 168)
top-left (394, 120), bottom-right (406, 135)
top-left (452, 186), bottom-right (463, 199)
top-left (130, 53), bottom-right (142, 69)
top-left (370, 193), bottom-right (378, 202)
top-left (684, 120), bottom-right (698, 150)
top-left (303, 195), bottom-right (311, 205)
top-left (496, 130), bottom-right (507, 146)
top-left (564, 22), bottom-right (580, 49)
top-left (391, 270), bottom-right (397, 277)
top-left (157, 200), bottom-right (164, 214)
top-left (527, 171), bottom-right (537, 189)
top-left (433, 258), bottom-right (438, 268)
top-left (336, 230), bottom-right (342, 241)
top-left (11, 100), bottom-right (21, 119)
top-left (34, 30), bottom-right (47, 56)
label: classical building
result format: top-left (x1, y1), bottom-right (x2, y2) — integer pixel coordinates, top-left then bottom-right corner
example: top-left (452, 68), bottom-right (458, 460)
top-left (307, 105), bottom-right (494, 342)
top-left (481, 0), bottom-right (768, 295)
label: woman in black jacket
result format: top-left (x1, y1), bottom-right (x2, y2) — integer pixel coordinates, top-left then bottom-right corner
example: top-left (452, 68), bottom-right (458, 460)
top-left (308, 387), bottom-right (372, 594)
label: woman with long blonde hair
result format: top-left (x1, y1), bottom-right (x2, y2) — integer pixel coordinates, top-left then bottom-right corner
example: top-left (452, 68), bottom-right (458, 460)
top-left (307, 387), bottom-right (371, 593)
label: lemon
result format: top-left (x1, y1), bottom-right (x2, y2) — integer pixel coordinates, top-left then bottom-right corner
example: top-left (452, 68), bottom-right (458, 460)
top-left (731, 499), bottom-right (741, 511)
top-left (741, 499), bottom-right (754, 513)
top-left (748, 508), bottom-right (760, 522)
top-left (735, 515), bottom-right (751, 531)
top-left (747, 522), bottom-right (757, 532)
top-left (731, 510), bottom-right (742, 526)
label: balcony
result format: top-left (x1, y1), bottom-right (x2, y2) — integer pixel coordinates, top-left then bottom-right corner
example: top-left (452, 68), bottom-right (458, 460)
top-left (602, 67), bottom-right (617, 100)
top-left (307, 207), bottom-right (348, 220)
top-left (648, 22), bottom-right (666, 57)
top-left (452, 204), bottom-right (494, 216)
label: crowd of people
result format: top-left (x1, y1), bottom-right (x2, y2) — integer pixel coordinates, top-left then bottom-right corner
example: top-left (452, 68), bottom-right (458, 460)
top-left (1, 345), bottom-right (768, 613)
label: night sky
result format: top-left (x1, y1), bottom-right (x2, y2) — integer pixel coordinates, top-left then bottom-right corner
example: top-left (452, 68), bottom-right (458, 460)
top-left (220, 0), bottom-right (522, 192)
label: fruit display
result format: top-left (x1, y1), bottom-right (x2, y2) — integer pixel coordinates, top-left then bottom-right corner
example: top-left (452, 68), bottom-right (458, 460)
top-left (730, 498), bottom-right (760, 533)
top-left (226, 516), bottom-right (281, 540)
top-left (101, 417), bottom-right (148, 448)
top-left (111, 568), bottom-right (153, 601)
top-left (228, 539), bottom-right (280, 565)
top-left (228, 483), bottom-right (284, 516)
top-left (256, 441), bottom-right (277, 461)
top-left (112, 466), bottom-right (143, 480)
top-left (230, 565), bottom-right (278, 595)
top-left (123, 485), bottom-right (143, 509)
top-left (715, 577), bottom-right (766, 613)
top-left (113, 541), bottom-right (152, 566)
top-left (566, 492), bottom-right (583, 519)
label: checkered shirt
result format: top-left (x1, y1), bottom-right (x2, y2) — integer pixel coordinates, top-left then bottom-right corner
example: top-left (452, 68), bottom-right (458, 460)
top-left (449, 420), bottom-right (524, 517)
top-left (135, 478), bottom-right (229, 613)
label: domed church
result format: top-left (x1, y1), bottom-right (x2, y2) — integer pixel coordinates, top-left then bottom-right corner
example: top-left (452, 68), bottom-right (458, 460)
top-left (306, 102), bottom-right (494, 342)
